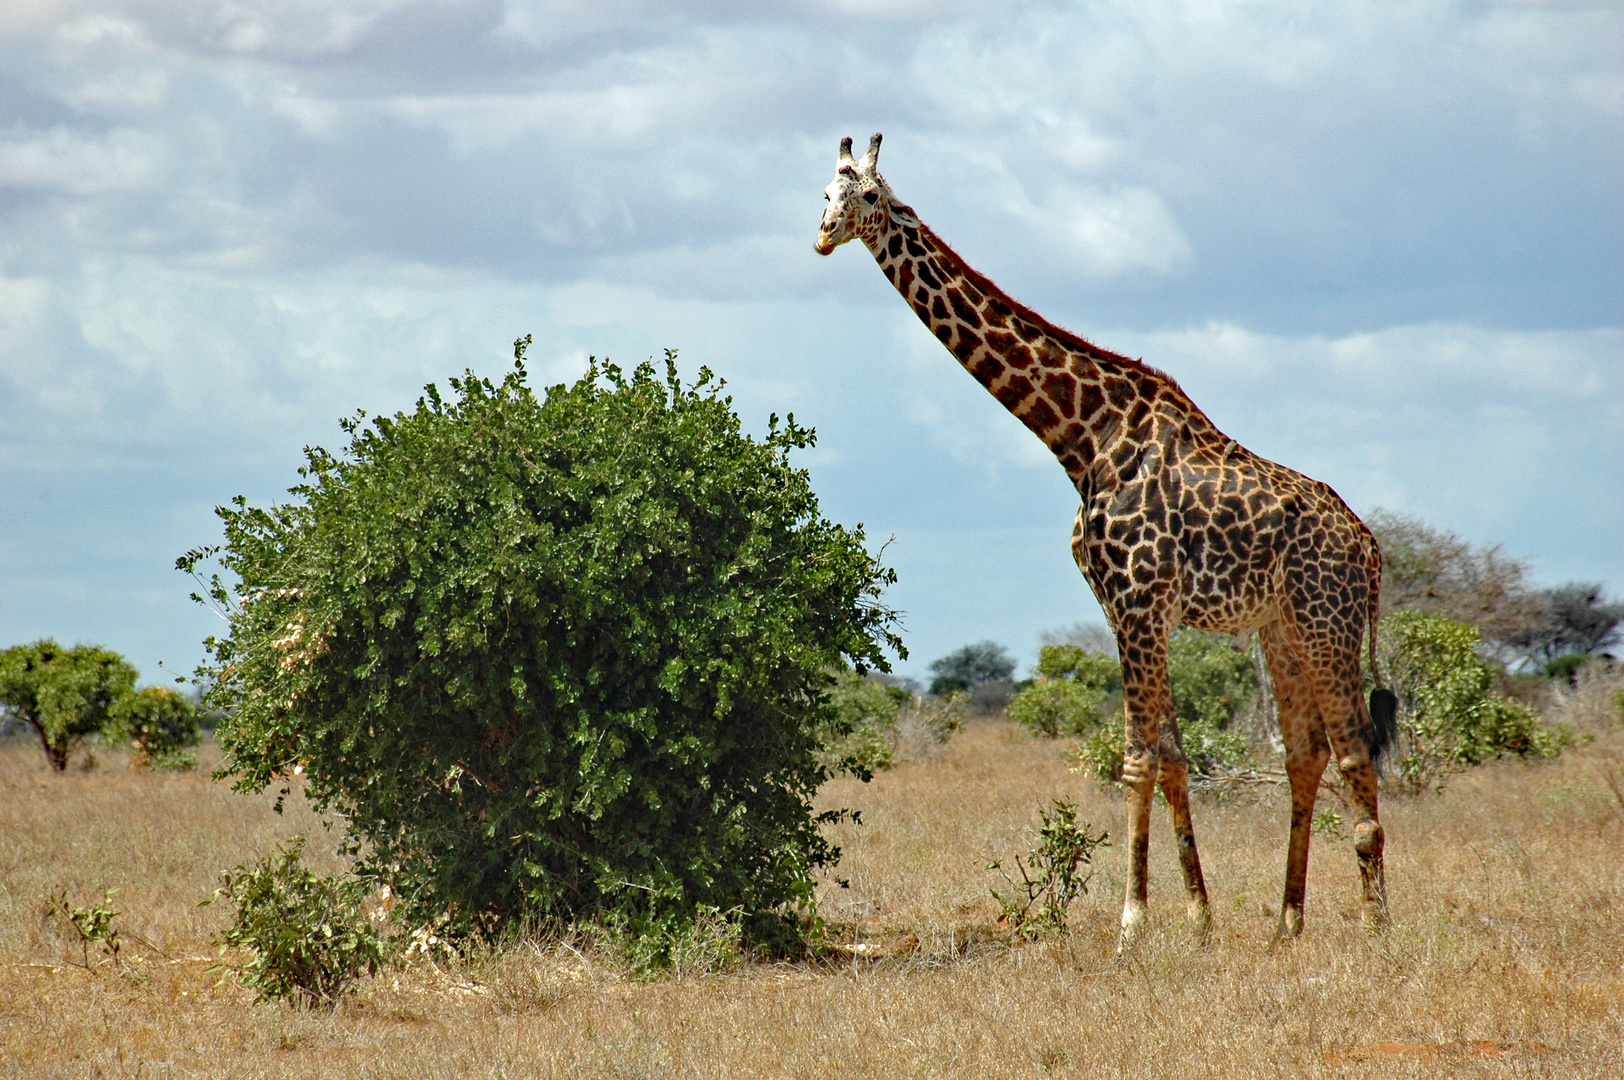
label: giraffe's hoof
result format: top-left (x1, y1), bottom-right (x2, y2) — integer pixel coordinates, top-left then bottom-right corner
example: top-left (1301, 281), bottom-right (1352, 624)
top-left (1274, 905), bottom-right (1305, 942)
top-left (1118, 904), bottom-right (1148, 951)
top-left (1187, 902), bottom-right (1212, 945)
top-left (1361, 902), bottom-right (1390, 934)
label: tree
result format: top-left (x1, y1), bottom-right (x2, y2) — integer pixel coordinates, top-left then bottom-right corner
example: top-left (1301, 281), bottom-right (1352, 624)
top-left (927, 640), bottom-right (1015, 696)
top-left (183, 344), bottom-right (902, 940)
top-left (0, 640), bottom-right (137, 771)
top-left (1508, 582), bottom-right (1624, 676)
top-left (1364, 509), bottom-right (1546, 661)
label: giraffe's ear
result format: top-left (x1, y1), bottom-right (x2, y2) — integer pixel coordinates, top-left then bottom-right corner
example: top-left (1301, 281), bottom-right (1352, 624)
top-left (863, 132), bottom-right (882, 172)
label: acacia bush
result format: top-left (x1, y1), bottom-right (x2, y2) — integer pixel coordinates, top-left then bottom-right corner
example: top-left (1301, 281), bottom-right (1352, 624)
top-left (183, 344), bottom-right (901, 941)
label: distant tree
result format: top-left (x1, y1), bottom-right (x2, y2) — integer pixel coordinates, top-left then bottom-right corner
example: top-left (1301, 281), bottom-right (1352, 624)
top-left (1508, 582), bottom-right (1624, 677)
top-left (927, 640), bottom-right (1015, 696)
top-left (1365, 509), bottom-right (1546, 660)
top-left (1039, 622), bottom-right (1117, 656)
top-left (0, 640), bottom-right (137, 771)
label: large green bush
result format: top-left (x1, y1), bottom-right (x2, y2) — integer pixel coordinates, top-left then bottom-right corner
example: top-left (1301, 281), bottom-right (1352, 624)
top-left (0, 640), bottom-right (137, 771)
top-left (183, 344), bottom-right (902, 939)
top-left (1382, 610), bottom-right (1570, 793)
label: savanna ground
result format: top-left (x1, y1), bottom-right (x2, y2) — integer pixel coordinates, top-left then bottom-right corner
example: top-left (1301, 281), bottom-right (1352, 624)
top-left (3, 674), bottom-right (1622, 1079)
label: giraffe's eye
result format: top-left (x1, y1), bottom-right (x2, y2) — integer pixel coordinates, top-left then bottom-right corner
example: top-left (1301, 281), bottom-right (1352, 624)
top-left (825, 193), bottom-right (830, 201)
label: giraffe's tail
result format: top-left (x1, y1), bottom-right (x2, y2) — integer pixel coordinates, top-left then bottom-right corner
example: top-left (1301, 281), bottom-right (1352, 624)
top-left (1366, 539), bottom-right (1398, 769)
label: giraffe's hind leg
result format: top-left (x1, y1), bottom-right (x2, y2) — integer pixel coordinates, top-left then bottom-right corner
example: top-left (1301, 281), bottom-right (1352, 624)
top-left (1314, 662), bottom-right (1388, 930)
top-left (1261, 624), bottom-right (1330, 939)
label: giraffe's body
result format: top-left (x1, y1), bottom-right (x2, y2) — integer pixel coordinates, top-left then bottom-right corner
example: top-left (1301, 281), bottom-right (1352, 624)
top-left (817, 134), bottom-right (1397, 940)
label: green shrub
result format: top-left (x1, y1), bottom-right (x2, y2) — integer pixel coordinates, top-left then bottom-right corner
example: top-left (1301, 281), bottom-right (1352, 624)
top-left (589, 905), bottom-right (746, 980)
top-left (1068, 723), bottom-right (1126, 785)
top-left (1034, 644), bottom-right (1121, 689)
top-left (1382, 610), bottom-right (1572, 794)
top-left (204, 837), bottom-right (388, 1007)
top-left (0, 640), bottom-right (137, 771)
top-left (988, 799), bottom-right (1109, 938)
top-left (44, 887), bottom-right (123, 969)
top-left (1166, 629), bottom-right (1257, 733)
top-left (1064, 712), bottom-right (1243, 784)
top-left (816, 669), bottom-right (912, 777)
top-left (183, 344), bottom-right (902, 941)
top-left (116, 686), bottom-right (201, 770)
top-left (1008, 678), bottom-right (1106, 738)
top-left (1010, 644), bottom-right (1119, 739)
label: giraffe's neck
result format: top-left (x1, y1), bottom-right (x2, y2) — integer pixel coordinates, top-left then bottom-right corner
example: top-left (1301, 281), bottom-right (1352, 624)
top-left (863, 209), bottom-right (1211, 490)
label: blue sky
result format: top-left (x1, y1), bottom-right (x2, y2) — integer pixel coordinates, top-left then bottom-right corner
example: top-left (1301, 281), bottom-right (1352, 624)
top-left (0, 0), bottom-right (1619, 685)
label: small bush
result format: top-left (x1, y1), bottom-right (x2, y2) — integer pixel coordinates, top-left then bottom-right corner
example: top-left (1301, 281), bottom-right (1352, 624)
top-left (589, 906), bottom-right (746, 980)
top-left (1382, 610), bottom-right (1574, 794)
top-left (988, 799), bottom-right (1109, 938)
top-left (204, 837), bottom-right (388, 1007)
top-left (1010, 644), bottom-right (1120, 738)
top-left (1009, 678), bottom-right (1106, 738)
top-left (117, 686), bottom-right (201, 770)
top-left (1064, 712), bottom-right (1244, 785)
top-left (44, 887), bottom-right (123, 969)
top-left (1068, 723), bottom-right (1126, 785)
top-left (817, 669), bottom-right (913, 777)
top-left (818, 673), bottom-right (965, 773)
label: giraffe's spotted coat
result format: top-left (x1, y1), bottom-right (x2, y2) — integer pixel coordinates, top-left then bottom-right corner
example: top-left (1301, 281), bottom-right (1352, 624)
top-left (817, 133), bottom-right (1396, 941)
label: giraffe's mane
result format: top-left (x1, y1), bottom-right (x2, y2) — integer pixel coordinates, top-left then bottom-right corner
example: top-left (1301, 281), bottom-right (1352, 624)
top-left (914, 220), bottom-right (1207, 417)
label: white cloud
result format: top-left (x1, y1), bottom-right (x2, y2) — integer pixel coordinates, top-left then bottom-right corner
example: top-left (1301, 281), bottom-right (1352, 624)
top-left (0, 0), bottom-right (1619, 680)
top-left (0, 126), bottom-right (162, 193)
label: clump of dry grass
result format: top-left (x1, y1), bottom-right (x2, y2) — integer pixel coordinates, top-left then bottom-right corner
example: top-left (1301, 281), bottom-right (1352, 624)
top-left (4, 712), bottom-right (1623, 1078)
top-left (1546, 661), bottom-right (1624, 736)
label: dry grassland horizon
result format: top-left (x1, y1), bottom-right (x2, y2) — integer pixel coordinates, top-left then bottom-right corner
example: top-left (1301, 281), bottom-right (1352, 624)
top-left (3, 670), bottom-right (1622, 1078)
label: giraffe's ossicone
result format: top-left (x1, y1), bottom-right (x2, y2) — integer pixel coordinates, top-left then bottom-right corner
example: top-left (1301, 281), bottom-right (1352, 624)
top-left (817, 132), bottom-right (1399, 942)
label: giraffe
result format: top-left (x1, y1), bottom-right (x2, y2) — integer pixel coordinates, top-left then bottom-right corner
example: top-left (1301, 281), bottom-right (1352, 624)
top-left (815, 133), bottom-right (1399, 942)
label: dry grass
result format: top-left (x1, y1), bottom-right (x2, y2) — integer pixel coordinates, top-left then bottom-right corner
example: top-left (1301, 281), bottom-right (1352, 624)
top-left (4, 707), bottom-right (1623, 1079)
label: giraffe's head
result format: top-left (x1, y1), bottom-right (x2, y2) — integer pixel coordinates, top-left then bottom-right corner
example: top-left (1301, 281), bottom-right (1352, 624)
top-left (814, 132), bottom-right (891, 256)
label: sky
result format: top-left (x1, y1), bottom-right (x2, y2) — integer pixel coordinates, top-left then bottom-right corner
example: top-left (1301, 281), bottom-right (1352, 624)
top-left (0, 0), bottom-right (1619, 686)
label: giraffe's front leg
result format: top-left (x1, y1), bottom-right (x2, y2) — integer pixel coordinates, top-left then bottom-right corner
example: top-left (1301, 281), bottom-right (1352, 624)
top-left (1115, 627), bottom-right (1177, 948)
top-left (1156, 721), bottom-right (1211, 941)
